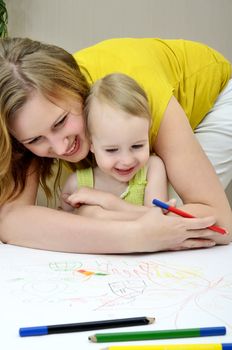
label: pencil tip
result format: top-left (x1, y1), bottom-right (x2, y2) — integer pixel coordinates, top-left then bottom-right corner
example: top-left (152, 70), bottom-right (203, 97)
top-left (88, 335), bottom-right (96, 342)
top-left (147, 316), bottom-right (156, 324)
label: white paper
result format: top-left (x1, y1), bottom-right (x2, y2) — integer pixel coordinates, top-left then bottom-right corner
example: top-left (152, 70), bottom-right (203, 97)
top-left (0, 244), bottom-right (232, 349)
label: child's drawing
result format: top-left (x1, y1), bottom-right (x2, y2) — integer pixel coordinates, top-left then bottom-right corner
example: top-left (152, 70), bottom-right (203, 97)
top-left (1, 246), bottom-right (232, 330)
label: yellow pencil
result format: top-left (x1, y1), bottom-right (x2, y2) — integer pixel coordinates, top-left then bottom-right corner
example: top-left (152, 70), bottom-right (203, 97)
top-left (101, 343), bottom-right (232, 350)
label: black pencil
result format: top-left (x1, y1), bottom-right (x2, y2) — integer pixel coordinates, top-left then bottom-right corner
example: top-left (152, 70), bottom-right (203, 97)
top-left (19, 316), bottom-right (155, 337)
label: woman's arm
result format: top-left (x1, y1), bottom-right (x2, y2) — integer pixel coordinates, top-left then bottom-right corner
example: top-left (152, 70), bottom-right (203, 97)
top-left (153, 96), bottom-right (232, 244)
top-left (0, 201), bottom-right (217, 253)
top-left (0, 164), bottom-right (218, 253)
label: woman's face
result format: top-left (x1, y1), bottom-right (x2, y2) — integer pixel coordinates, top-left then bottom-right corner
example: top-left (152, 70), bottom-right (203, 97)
top-left (10, 91), bottom-right (90, 162)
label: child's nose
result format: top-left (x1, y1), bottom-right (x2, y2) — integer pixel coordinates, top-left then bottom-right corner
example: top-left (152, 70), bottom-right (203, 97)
top-left (120, 152), bottom-right (134, 166)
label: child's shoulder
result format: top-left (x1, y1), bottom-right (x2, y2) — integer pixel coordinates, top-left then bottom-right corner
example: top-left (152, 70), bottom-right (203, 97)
top-left (147, 154), bottom-right (165, 168)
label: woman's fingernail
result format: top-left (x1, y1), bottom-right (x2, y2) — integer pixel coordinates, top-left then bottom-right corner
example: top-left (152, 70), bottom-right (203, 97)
top-left (207, 241), bottom-right (216, 246)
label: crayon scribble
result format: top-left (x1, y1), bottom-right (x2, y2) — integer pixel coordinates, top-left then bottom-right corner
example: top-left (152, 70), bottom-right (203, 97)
top-left (3, 255), bottom-right (232, 330)
top-left (77, 269), bottom-right (108, 278)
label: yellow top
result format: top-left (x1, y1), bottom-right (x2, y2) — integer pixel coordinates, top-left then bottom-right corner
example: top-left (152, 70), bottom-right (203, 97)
top-left (73, 38), bottom-right (231, 142)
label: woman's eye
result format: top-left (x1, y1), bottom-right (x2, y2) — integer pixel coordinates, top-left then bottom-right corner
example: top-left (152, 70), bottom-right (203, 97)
top-left (54, 115), bottom-right (67, 128)
top-left (27, 136), bottom-right (42, 145)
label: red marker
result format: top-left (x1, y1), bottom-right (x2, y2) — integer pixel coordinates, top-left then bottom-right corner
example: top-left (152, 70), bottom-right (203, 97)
top-left (152, 199), bottom-right (227, 235)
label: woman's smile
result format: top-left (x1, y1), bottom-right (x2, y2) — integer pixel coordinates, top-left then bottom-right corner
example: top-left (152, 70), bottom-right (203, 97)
top-left (63, 136), bottom-right (79, 157)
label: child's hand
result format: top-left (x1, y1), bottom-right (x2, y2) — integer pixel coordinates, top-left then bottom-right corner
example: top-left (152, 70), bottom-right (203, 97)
top-left (157, 198), bottom-right (176, 214)
top-left (63, 188), bottom-right (152, 214)
top-left (167, 198), bottom-right (177, 207)
top-left (63, 187), bottom-right (114, 209)
top-left (62, 192), bottom-right (81, 208)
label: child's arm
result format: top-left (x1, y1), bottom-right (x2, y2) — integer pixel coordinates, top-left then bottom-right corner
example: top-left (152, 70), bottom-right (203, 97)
top-left (60, 173), bottom-right (78, 212)
top-left (61, 172), bottom-right (148, 215)
top-left (66, 187), bottom-right (148, 214)
top-left (64, 156), bottom-right (168, 213)
top-left (144, 155), bottom-right (168, 207)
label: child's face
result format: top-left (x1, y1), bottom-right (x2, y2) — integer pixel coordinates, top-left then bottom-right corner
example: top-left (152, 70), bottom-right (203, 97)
top-left (89, 100), bottom-right (150, 183)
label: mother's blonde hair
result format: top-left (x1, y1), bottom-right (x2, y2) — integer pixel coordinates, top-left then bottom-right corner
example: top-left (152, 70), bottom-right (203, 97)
top-left (0, 37), bottom-right (89, 204)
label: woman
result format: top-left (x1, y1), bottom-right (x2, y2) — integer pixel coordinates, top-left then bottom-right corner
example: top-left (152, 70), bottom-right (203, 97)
top-left (0, 37), bottom-right (231, 253)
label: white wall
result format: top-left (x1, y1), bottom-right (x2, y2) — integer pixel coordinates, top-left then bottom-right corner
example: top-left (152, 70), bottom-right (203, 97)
top-left (5, 0), bottom-right (232, 206)
top-left (5, 0), bottom-right (232, 61)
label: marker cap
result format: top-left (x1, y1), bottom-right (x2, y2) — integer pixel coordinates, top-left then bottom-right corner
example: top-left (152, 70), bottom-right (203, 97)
top-left (19, 326), bottom-right (48, 337)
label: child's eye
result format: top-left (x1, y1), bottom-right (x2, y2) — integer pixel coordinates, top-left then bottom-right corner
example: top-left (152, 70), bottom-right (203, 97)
top-left (54, 115), bottom-right (67, 128)
top-left (132, 144), bottom-right (144, 149)
top-left (105, 148), bottom-right (118, 153)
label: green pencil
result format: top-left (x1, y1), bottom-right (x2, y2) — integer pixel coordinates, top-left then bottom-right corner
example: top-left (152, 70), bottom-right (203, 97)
top-left (88, 326), bottom-right (226, 343)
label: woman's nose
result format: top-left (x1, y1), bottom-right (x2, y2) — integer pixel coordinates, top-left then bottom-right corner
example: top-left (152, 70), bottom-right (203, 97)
top-left (49, 137), bottom-right (69, 155)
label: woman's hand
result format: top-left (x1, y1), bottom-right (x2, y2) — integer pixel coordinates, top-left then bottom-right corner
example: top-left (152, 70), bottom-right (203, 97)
top-left (133, 207), bottom-right (222, 252)
top-left (64, 189), bottom-right (230, 251)
top-left (153, 96), bottom-right (232, 237)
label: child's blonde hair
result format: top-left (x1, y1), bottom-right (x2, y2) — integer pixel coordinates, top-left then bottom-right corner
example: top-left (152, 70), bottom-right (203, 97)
top-left (84, 73), bottom-right (151, 133)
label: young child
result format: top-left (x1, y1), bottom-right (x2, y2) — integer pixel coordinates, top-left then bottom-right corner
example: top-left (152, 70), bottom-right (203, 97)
top-left (60, 73), bottom-right (168, 212)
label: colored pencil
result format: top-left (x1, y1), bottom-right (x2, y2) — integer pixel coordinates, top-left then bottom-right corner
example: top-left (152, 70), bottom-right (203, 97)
top-left (100, 344), bottom-right (232, 350)
top-left (19, 316), bottom-right (155, 337)
top-left (89, 326), bottom-right (226, 343)
top-left (152, 199), bottom-right (227, 234)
